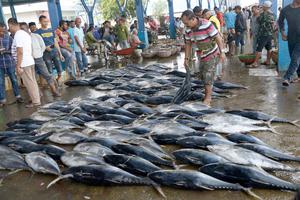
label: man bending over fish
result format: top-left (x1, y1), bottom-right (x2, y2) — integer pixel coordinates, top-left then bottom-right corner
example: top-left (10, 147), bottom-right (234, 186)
top-left (182, 10), bottom-right (226, 106)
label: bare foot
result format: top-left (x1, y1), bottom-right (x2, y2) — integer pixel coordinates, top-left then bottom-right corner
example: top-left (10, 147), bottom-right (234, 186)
top-left (203, 99), bottom-right (212, 107)
top-left (291, 78), bottom-right (300, 83)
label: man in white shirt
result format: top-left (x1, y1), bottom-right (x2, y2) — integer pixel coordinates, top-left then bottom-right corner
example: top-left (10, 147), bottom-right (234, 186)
top-left (74, 17), bottom-right (88, 76)
top-left (8, 18), bottom-right (41, 108)
top-left (19, 22), bottom-right (60, 97)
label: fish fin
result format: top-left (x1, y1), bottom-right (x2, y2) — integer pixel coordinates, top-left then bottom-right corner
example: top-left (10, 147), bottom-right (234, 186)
top-left (47, 174), bottom-right (73, 189)
top-left (177, 164), bottom-right (190, 169)
top-left (151, 182), bottom-right (166, 199)
top-left (242, 188), bottom-right (263, 200)
top-left (7, 169), bottom-right (24, 176)
top-left (199, 185), bottom-right (214, 191)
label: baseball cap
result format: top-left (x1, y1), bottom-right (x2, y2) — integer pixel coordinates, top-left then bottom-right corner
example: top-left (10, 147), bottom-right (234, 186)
top-left (263, 1), bottom-right (272, 8)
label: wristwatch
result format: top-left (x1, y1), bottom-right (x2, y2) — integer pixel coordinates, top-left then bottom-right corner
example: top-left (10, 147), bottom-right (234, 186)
top-left (220, 49), bottom-right (226, 53)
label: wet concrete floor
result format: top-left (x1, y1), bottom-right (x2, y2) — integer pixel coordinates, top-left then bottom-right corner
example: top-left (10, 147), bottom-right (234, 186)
top-left (0, 53), bottom-right (299, 200)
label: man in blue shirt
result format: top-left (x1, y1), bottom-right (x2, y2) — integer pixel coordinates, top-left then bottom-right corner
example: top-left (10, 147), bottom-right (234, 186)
top-left (0, 23), bottom-right (23, 107)
top-left (224, 7), bottom-right (236, 56)
top-left (35, 15), bottom-right (64, 82)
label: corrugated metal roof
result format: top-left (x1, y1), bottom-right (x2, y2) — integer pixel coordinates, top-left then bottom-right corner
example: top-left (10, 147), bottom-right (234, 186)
top-left (1, 0), bottom-right (47, 7)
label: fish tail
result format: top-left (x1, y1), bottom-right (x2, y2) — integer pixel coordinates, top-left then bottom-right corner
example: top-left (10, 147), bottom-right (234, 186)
top-left (242, 188), bottom-right (262, 200)
top-left (291, 120), bottom-right (300, 128)
top-left (150, 181), bottom-right (166, 199)
top-left (266, 121), bottom-right (282, 135)
top-left (47, 174), bottom-right (73, 189)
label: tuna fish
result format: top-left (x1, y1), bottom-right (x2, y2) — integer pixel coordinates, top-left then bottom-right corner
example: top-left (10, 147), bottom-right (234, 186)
top-left (236, 143), bottom-right (300, 162)
top-left (226, 109), bottom-right (299, 126)
top-left (112, 143), bottom-right (175, 168)
top-left (200, 163), bottom-right (297, 191)
top-left (48, 131), bottom-right (88, 145)
top-left (73, 142), bottom-right (115, 156)
top-left (25, 152), bottom-right (60, 175)
top-left (104, 154), bottom-right (161, 176)
top-left (148, 170), bottom-right (260, 199)
top-left (177, 136), bottom-right (235, 149)
top-left (226, 133), bottom-right (267, 145)
top-left (208, 145), bottom-right (299, 172)
top-left (47, 165), bottom-right (164, 197)
top-left (173, 149), bottom-right (228, 166)
top-left (60, 151), bottom-right (107, 167)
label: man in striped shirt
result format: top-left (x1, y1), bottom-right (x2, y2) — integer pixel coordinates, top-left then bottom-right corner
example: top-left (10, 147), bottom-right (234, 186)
top-left (182, 10), bottom-right (225, 106)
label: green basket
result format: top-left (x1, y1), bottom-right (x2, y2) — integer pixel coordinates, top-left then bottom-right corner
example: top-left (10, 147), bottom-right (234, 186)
top-left (238, 54), bottom-right (256, 65)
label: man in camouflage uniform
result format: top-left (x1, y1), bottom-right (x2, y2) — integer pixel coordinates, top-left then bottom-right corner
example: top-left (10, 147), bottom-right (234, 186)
top-left (251, 1), bottom-right (275, 67)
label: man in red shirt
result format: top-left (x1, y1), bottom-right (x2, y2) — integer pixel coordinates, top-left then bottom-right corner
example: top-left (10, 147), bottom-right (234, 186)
top-left (214, 7), bottom-right (225, 32)
top-left (56, 20), bottom-right (76, 79)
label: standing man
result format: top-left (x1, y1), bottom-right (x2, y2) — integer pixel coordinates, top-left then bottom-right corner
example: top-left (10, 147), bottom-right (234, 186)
top-left (74, 17), bottom-right (88, 76)
top-left (114, 17), bottom-right (130, 49)
top-left (279, 0), bottom-right (300, 86)
top-left (56, 20), bottom-right (76, 80)
top-left (28, 22), bottom-right (37, 33)
top-left (234, 5), bottom-right (246, 55)
top-left (224, 7), bottom-right (236, 56)
top-left (181, 10), bottom-right (226, 106)
top-left (250, 5), bottom-right (260, 54)
top-left (193, 6), bottom-right (203, 17)
top-left (8, 18), bottom-right (40, 108)
top-left (251, 1), bottom-right (275, 68)
top-left (67, 20), bottom-right (78, 78)
top-left (202, 9), bottom-right (221, 33)
top-left (0, 23), bottom-right (24, 107)
top-left (214, 7), bottom-right (224, 32)
top-left (35, 15), bottom-right (64, 83)
top-left (19, 22), bottom-right (60, 97)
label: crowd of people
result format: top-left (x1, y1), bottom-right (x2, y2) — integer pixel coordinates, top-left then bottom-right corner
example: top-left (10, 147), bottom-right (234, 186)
top-left (0, 14), bottom-right (161, 108)
top-left (182, 0), bottom-right (300, 105)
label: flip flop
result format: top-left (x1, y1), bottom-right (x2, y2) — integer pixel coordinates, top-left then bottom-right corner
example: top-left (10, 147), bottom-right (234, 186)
top-left (248, 63), bottom-right (259, 68)
top-left (261, 61), bottom-right (270, 66)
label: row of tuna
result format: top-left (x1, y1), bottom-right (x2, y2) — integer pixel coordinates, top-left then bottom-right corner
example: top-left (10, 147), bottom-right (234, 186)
top-left (0, 63), bottom-right (299, 199)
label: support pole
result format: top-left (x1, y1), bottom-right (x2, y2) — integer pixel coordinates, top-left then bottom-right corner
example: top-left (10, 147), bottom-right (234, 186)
top-left (56, 0), bottom-right (62, 21)
top-left (144, 0), bottom-right (149, 16)
top-left (213, 0), bottom-right (217, 8)
top-left (135, 0), bottom-right (148, 48)
top-left (198, 0), bottom-right (202, 7)
top-left (9, 0), bottom-right (17, 19)
top-left (0, 0), bottom-right (5, 24)
top-left (186, 0), bottom-right (191, 9)
top-left (47, 0), bottom-right (59, 29)
top-left (168, 0), bottom-right (176, 39)
top-left (80, 0), bottom-right (96, 26)
top-left (207, 0), bottom-right (211, 10)
top-left (116, 0), bottom-right (128, 16)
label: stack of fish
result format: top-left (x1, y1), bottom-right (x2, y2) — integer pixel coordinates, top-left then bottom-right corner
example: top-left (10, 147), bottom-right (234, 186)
top-left (0, 63), bottom-right (299, 199)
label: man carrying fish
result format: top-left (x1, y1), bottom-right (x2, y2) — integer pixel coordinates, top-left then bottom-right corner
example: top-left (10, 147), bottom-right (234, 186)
top-left (182, 10), bottom-right (226, 106)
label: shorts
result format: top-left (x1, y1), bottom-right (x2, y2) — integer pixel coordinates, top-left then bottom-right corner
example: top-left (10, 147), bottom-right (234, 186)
top-left (256, 35), bottom-right (273, 52)
top-left (195, 56), bottom-right (219, 85)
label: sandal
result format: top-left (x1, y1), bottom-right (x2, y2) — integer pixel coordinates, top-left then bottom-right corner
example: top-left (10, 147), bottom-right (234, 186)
top-left (248, 63), bottom-right (259, 68)
top-left (261, 61), bottom-right (270, 66)
top-left (282, 80), bottom-right (290, 87)
top-left (26, 103), bottom-right (41, 108)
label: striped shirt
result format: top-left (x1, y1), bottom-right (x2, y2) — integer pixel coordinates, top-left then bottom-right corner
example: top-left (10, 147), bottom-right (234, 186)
top-left (185, 18), bottom-right (219, 62)
top-left (0, 33), bottom-right (15, 69)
